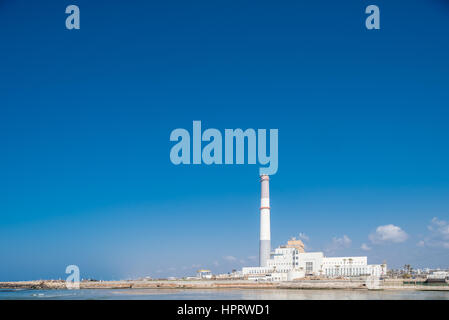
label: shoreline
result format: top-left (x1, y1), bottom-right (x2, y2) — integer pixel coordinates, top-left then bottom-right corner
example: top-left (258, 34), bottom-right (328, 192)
top-left (1, 279), bottom-right (448, 291)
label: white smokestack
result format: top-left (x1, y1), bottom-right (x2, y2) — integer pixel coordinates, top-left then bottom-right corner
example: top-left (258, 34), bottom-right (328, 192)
top-left (259, 175), bottom-right (271, 267)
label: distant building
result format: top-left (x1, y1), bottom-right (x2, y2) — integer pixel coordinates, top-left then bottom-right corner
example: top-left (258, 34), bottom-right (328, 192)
top-left (428, 271), bottom-right (449, 280)
top-left (197, 269), bottom-right (212, 279)
top-left (242, 240), bottom-right (386, 281)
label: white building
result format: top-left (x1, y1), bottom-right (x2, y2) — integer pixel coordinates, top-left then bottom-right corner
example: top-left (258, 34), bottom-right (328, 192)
top-left (242, 241), bottom-right (386, 281)
top-left (428, 271), bottom-right (449, 280)
top-left (196, 269), bottom-right (212, 279)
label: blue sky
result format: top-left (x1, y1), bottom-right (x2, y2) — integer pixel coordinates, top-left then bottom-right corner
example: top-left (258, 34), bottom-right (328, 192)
top-left (1, 0), bottom-right (449, 281)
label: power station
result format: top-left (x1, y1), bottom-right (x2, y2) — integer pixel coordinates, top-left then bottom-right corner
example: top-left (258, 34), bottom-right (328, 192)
top-left (246, 175), bottom-right (387, 281)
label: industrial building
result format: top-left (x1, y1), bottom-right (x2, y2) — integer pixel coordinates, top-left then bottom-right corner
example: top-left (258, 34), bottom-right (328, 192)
top-left (243, 240), bottom-right (386, 281)
top-left (243, 175), bottom-right (386, 281)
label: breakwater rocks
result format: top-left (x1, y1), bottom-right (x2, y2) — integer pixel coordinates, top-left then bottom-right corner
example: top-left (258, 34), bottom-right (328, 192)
top-left (1, 279), bottom-right (448, 291)
top-left (0, 280), bottom-right (363, 290)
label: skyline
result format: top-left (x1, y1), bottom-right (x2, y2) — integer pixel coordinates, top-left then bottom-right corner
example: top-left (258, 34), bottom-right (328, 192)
top-left (1, 0), bottom-right (449, 281)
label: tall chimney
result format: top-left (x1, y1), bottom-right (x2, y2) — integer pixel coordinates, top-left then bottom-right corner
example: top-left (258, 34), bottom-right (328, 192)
top-left (259, 175), bottom-right (271, 267)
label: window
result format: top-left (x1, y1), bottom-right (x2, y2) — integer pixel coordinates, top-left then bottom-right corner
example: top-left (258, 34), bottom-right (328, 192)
top-left (306, 262), bottom-right (313, 273)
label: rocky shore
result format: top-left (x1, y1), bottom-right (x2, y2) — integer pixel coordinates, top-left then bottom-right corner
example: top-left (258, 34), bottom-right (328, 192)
top-left (1, 279), bottom-right (448, 291)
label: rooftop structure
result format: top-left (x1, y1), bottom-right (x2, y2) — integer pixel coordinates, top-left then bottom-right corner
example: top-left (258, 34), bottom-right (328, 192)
top-left (284, 237), bottom-right (305, 253)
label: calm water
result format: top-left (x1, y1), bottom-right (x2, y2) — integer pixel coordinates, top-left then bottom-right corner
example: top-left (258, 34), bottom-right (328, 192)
top-left (1, 288), bottom-right (449, 300)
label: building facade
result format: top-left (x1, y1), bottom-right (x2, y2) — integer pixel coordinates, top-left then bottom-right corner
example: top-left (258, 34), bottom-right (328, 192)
top-left (242, 240), bottom-right (386, 281)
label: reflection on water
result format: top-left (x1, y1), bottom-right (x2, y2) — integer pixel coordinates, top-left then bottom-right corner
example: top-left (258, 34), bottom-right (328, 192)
top-left (1, 288), bottom-right (449, 300)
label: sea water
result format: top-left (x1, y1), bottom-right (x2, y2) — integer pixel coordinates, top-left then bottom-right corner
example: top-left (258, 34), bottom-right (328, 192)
top-left (1, 288), bottom-right (448, 300)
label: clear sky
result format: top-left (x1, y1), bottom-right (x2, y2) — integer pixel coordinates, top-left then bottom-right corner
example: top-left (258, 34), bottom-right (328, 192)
top-left (1, 0), bottom-right (448, 281)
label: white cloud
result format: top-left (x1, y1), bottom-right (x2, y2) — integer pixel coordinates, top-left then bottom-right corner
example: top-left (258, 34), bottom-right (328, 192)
top-left (361, 243), bottom-right (371, 251)
top-left (369, 224), bottom-right (408, 244)
top-left (325, 235), bottom-right (351, 254)
top-left (419, 218), bottom-right (449, 249)
top-left (212, 261), bottom-right (219, 267)
top-left (298, 233), bottom-right (309, 242)
top-left (248, 256), bottom-right (257, 261)
top-left (223, 255), bottom-right (237, 262)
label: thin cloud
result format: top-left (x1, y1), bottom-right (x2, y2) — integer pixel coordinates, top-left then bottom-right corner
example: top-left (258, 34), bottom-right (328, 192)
top-left (361, 243), bottom-right (371, 251)
top-left (418, 218), bottom-right (449, 249)
top-left (428, 217), bottom-right (449, 239)
top-left (298, 233), bottom-right (310, 242)
top-left (325, 235), bottom-right (351, 254)
top-left (223, 255), bottom-right (237, 262)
